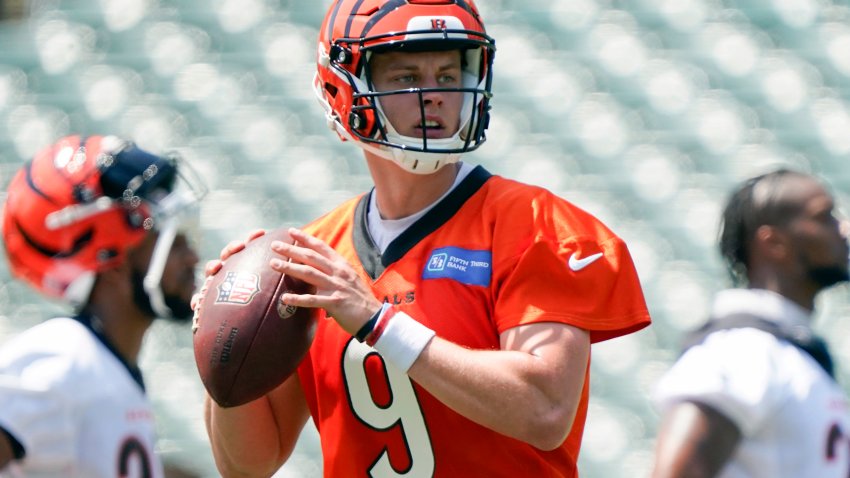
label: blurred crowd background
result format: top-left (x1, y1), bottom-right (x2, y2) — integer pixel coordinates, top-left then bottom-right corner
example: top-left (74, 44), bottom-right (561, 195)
top-left (0, 0), bottom-right (849, 476)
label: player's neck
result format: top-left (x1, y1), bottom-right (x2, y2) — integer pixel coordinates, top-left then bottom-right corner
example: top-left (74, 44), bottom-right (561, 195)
top-left (84, 296), bottom-right (152, 367)
top-left (365, 152), bottom-right (460, 220)
top-left (748, 272), bottom-right (818, 313)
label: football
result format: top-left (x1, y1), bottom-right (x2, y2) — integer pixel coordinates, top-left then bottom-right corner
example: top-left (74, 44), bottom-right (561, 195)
top-left (193, 228), bottom-right (318, 408)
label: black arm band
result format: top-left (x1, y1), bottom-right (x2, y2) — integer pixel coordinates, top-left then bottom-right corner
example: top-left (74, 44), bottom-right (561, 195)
top-left (355, 305), bottom-right (384, 342)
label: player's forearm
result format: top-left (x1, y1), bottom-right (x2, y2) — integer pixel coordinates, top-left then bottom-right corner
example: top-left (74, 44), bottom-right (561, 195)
top-left (651, 401), bottom-right (741, 478)
top-left (407, 332), bottom-right (588, 450)
top-left (204, 395), bottom-right (287, 477)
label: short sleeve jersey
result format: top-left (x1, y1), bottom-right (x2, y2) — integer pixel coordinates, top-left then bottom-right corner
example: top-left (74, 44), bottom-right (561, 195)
top-left (0, 317), bottom-right (164, 478)
top-left (654, 289), bottom-right (850, 478)
top-left (297, 166), bottom-right (651, 477)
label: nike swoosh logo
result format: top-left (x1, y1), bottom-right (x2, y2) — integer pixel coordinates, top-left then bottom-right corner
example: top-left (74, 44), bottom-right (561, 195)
top-left (568, 252), bottom-right (603, 271)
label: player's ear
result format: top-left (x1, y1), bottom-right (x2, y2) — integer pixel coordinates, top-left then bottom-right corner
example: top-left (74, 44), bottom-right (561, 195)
top-left (755, 224), bottom-right (790, 261)
top-left (96, 261), bottom-right (132, 288)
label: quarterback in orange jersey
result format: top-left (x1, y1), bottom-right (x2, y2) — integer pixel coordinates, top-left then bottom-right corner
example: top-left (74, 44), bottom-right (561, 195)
top-left (200, 0), bottom-right (651, 476)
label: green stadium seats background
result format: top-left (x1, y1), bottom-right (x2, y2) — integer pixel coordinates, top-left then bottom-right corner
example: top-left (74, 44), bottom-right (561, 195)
top-left (1, 1), bottom-right (849, 476)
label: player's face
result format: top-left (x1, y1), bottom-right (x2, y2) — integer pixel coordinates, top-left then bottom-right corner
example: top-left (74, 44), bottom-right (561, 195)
top-left (159, 232), bottom-right (200, 320)
top-left (130, 231), bottom-right (199, 320)
top-left (784, 178), bottom-right (850, 289)
top-left (369, 49), bottom-right (464, 139)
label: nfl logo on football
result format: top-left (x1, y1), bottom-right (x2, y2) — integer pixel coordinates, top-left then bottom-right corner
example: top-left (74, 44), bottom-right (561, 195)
top-left (216, 271), bottom-right (261, 305)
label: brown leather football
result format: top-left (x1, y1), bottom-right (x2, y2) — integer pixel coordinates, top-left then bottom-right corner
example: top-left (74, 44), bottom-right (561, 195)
top-left (192, 228), bottom-right (317, 408)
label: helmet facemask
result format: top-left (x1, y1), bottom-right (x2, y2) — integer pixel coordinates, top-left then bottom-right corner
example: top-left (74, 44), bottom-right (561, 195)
top-left (137, 167), bottom-right (205, 320)
top-left (314, 2), bottom-right (496, 174)
top-left (363, 46), bottom-right (488, 173)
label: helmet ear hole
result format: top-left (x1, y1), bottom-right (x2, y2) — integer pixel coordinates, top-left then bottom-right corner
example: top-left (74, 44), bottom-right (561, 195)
top-left (349, 111), bottom-right (365, 130)
top-left (350, 101), bottom-right (379, 138)
top-left (330, 45), bottom-right (354, 65)
top-left (324, 83), bottom-right (338, 99)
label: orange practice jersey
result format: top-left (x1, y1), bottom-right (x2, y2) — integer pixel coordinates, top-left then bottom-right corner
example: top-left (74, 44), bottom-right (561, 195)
top-left (298, 166), bottom-right (651, 477)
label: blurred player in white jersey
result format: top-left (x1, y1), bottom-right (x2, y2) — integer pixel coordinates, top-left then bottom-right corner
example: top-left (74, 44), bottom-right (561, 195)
top-left (0, 135), bottom-right (206, 477)
top-left (652, 169), bottom-right (850, 478)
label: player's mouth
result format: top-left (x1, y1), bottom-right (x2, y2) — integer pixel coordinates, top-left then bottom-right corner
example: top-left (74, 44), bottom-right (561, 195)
top-left (415, 119), bottom-right (448, 139)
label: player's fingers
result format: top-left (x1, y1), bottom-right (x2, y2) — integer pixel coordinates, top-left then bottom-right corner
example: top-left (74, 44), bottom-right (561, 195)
top-left (288, 228), bottom-right (341, 260)
top-left (204, 259), bottom-right (223, 277)
top-left (245, 229), bottom-right (266, 242)
top-left (218, 229), bottom-right (265, 260)
top-left (217, 230), bottom-right (267, 261)
top-left (269, 257), bottom-right (333, 290)
top-left (220, 239), bottom-right (247, 260)
top-left (270, 240), bottom-right (335, 276)
top-left (278, 292), bottom-right (326, 310)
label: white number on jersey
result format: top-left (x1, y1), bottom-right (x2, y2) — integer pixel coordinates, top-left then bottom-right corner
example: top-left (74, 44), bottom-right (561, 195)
top-left (343, 339), bottom-right (435, 477)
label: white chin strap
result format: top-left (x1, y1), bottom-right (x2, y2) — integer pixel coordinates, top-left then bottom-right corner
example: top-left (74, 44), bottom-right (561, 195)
top-left (143, 216), bottom-right (179, 318)
top-left (64, 272), bottom-right (97, 309)
top-left (142, 187), bottom-right (200, 318)
top-left (365, 138), bottom-right (463, 175)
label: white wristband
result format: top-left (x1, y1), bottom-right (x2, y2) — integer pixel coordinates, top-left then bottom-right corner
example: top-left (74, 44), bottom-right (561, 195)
top-left (372, 311), bottom-right (435, 373)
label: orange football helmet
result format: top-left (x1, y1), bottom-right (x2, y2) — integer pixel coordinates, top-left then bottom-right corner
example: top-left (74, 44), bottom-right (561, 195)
top-left (2, 135), bottom-right (204, 313)
top-left (314, 0), bottom-right (496, 174)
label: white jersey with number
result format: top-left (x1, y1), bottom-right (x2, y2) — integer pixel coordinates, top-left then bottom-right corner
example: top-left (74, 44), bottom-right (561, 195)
top-left (654, 288), bottom-right (850, 478)
top-left (0, 317), bottom-right (164, 478)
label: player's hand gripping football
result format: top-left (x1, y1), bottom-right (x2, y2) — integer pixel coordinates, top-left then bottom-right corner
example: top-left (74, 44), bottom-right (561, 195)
top-left (269, 228), bottom-right (382, 335)
top-left (190, 229), bottom-right (266, 328)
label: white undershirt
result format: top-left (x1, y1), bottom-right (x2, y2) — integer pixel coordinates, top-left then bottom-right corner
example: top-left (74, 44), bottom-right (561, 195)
top-left (367, 162), bottom-right (475, 253)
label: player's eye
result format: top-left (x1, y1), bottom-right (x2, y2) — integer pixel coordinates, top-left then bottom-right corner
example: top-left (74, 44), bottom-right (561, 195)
top-left (438, 73), bottom-right (459, 85)
top-left (393, 74), bottom-right (415, 84)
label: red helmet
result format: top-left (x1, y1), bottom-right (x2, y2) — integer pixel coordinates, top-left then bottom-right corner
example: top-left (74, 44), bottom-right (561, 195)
top-left (314, 0), bottom-right (496, 174)
top-left (2, 135), bottom-right (201, 309)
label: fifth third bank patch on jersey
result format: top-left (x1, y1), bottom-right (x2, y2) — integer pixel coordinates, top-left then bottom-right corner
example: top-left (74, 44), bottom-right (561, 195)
top-left (422, 247), bottom-right (492, 287)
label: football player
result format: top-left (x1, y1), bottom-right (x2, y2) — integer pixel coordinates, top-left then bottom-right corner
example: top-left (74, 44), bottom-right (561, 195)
top-left (0, 135), bottom-right (206, 476)
top-left (652, 169), bottom-right (850, 477)
top-left (199, 0), bottom-right (651, 476)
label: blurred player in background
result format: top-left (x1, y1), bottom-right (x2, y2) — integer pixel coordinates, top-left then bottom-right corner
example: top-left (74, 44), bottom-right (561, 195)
top-left (198, 0), bottom-right (651, 476)
top-left (0, 135), bottom-right (206, 477)
top-left (652, 169), bottom-right (850, 477)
